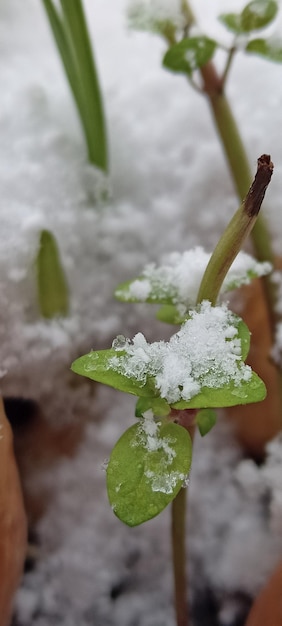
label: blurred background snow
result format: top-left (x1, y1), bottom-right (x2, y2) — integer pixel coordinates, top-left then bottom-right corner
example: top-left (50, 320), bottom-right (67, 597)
top-left (1, 0), bottom-right (282, 624)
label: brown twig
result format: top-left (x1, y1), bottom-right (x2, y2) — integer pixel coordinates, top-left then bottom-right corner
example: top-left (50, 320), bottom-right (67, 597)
top-left (244, 154), bottom-right (274, 217)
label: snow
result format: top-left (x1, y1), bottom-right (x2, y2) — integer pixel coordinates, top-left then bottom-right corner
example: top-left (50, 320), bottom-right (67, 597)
top-left (128, 410), bottom-right (185, 495)
top-left (110, 302), bottom-right (251, 403)
top-left (1, 0), bottom-right (282, 624)
top-left (117, 247), bottom-right (272, 310)
top-left (135, 410), bottom-right (176, 461)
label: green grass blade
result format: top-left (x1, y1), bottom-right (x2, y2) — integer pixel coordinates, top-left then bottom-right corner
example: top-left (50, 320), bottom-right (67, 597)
top-left (42, 0), bottom-right (86, 123)
top-left (37, 229), bottom-right (69, 319)
top-left (60, 0), bottom-right (108, 172)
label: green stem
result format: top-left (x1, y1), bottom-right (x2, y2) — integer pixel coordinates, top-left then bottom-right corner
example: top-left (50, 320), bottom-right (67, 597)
top-left (179, 1), bottom-right (277, 336)
top-left (200, 62), bottom-right (276, 329)
top-left (220, 45), bottom-right (237, 91)
top-left (171, 487), bottom-right (189, 626)
top-left (197, 155), bottom-right (273, 305)
top-left (171, 158), bottom-right (273, 626)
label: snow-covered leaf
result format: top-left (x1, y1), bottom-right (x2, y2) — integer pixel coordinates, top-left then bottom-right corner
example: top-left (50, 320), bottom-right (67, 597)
top-left (246, 37), bottom-right (282, 61)
top-left (219, 0), bottom-right (278, 33)
top-left (127, 0), bottom-right (185, 37)
top-left (241, 0), bottom-right (278, 31)
top-left (135, 396), bottom-right (170, 417)
top-left (115, 248), bottom-right (272, 313)
top-left (71, 349), bottom-right (158, 397)
top-left (72, 303), bottom-right (264, 410)
top-left (163, 37), bottom-right (217, 76)
top-left (172, 372), bottom-right (266, 409)
top-left (115, 277), bottom-right (168, 304)
top-left (196, 408), bottom-right (217, 436)
top-left (107, 420), bottom-right (192, 526)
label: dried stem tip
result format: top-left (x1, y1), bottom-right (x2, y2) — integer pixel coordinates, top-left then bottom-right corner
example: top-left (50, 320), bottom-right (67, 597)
top-left (244, 154), bottom-right (274, 217)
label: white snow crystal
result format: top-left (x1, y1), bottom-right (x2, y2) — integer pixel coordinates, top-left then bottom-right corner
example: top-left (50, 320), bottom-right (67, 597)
top-left (127, 278), bottom-right (151, 300)
top-left (110, 301), bottom-right (251, 404)
top-left (119, 247), bottom-right (272, 311)
top-left (130, 410), bottom-right (182, 494)
top-left (144, 469), bottom-right (185, 493)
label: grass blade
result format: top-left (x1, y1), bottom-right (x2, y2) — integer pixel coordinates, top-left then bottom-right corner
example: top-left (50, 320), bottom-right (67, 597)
top-left (60, 0), bottom-right (108, 171)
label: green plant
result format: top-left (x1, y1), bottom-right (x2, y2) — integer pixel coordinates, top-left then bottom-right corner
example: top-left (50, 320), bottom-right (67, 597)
top-left (42, 0), bottom-right (108, 172)
top-left (129, 0), bottom-right (282, 372)
top-left (72, 154), bottom-right (273, 625)
top-left (36, 229), bottom-right (69, 319)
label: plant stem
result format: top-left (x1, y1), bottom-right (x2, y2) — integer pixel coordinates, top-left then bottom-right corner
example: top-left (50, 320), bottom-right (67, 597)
top-left (179, 1), bottom-right (278, 335)
top-left (170, 152), bottom-right (273, 624)
top-left (172, 487), bottom-right (189, 626)
top-left (170, 162), bottom-right (273, 626)
top-left (220, 44), bottom-right (237, 91)
top-left (199, 62), bottom-right (278, 330)
top-left (171, 418), bottom-right (195, 626)
top-left (197, 155), bottom-right (273, 305)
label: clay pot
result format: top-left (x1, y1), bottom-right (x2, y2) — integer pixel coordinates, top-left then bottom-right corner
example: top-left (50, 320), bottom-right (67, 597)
top-left (245, 559), bottom-right (282, 625)
top-left (227, 276), bottom-right (281, 459)
top-left (0, 397), bottom-right (27, 626)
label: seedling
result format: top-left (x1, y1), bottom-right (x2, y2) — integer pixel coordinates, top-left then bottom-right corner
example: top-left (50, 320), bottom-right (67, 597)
top-left (72, 155), bottom-right (273, 625)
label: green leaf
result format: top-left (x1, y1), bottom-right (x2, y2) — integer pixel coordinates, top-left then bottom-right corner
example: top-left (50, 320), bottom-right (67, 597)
top-left (156, 305), bottom-right (186, 325)
top-left (241, 0), bottom-right (278, 32)
top-left (172, 371), bottom-right (266, 410)
top-left (163, 37), bottom-right (217, 76)
top-left (36, 229), bottom-right (69, 319)
top-left (219, 13), bottom-right (243, 33)
top-left (107, 421), bottom-right (192, 526)
top-left (196, 408), bottom-right (217, 436)
top-left (71, 349), bottom-right (158, 397)
top-left (135, 396), bottom-right (170, 417)
top-left (219, 1), bottom-right (278, 34)
top-left (246, 37), bottom-right (282, 61)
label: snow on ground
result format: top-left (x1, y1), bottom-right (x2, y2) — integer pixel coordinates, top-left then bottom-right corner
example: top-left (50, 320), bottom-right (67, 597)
top-left (1, 0), bottom-right (282, 624)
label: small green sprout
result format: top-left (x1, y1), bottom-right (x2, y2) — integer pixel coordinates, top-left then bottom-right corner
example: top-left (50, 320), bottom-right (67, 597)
top-left (36, 229), bottom-right (69, 319)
